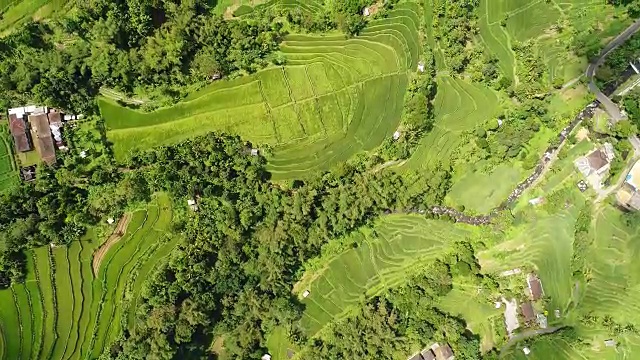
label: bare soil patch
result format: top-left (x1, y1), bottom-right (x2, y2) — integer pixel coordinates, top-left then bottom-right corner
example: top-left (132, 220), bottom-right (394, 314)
top-left (92, 214), bottom-right (132, 276)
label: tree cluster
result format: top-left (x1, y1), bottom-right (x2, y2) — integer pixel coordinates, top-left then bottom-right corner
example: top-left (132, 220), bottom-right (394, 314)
top-left (301, 260), bottom-right (482, 359)
top-left (95, 131), bottom-right (451, 359)
top-left (379, 49), bottom-right (437, 160)
top-left (0, 118), bottom-right (145, 287)
top-left (432, 0), bottom-right (479, 72)
top-left (0, 0), bottom-right (286, 113)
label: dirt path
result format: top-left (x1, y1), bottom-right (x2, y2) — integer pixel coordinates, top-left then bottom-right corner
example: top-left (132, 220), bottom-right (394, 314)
top-left (92, 214), bottom-right (132, 277)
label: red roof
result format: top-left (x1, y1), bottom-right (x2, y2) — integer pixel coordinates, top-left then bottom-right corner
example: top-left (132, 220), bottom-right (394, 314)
top-left (528, 274), bottom-right (543, 300)
top-left (521, 302), bottom-right (535, 322)
top-left (8, 114), bottom-right (32, 152)
top-left (47, 111), bottom-right (62, 126)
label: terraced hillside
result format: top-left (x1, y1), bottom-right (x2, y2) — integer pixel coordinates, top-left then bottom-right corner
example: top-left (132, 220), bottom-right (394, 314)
top-left (0, 193), bottom-right (178, 360)
top-left (294, 214), bottom-right (473, 337)
top-left (0, 124), bottom-right (18, 191)
top-left (478, 0), bottom-right (622, 85)
top-left (0, 0), bottom-right (66, 34)
top-left (102, 2), bottom-right (421, 179)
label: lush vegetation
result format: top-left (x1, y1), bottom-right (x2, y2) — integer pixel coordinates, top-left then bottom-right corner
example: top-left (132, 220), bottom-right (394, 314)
top-left (2, 0), bottom-right (640, 359)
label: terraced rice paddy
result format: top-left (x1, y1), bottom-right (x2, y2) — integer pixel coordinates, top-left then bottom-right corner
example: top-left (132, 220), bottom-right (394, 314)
top-left (404, 75), bottom-right (500, 172)
top-left (0, 193), bottom-right (178, 360)
top-left (479, 190), bottom-right (586, 314)
top-left (295, 214), bottom-right (472, 336)
top-left (0, 124), bottom-right (18, 191)
top-left (102, 2), bottom-right (421, 179)
top-left (478, 0), bottom-right (620, 86)
top-left (0, 0), bottom-right (66, 34)
top-left (446, 164), bottom-right (523, 214)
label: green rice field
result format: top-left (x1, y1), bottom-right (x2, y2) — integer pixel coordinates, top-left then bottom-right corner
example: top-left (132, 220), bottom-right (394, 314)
top-left (403, 75), bottom-right (500, 172)
top-left (0, 193), bottom-right (179, 360)
top-left (0, 124), bottom-right (18, 192)
top-left (295, 214), bottom-right (473, 337)
top-left (102, 2), bottom-right (421, 179)
top-left (0, 0), bottom-right (66, 34)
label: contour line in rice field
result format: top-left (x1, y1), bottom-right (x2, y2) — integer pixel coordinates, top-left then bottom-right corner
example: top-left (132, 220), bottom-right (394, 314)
top-left (101, 3), bottom-right (421, 179)
top-left (295, 214), bottom-right (473, 337)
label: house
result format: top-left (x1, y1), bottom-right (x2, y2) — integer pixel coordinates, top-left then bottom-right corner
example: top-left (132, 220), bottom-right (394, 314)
top-left (47, 111), bottom-right (64, 146)
top-left (393, 130), bottom-right (402, 140)
top-left (617, 160), bottom-right (640, 210)
top-left (8, 114), bottom-right (32, 152)
top-left (251, 148), bottom-right (259, 156)
top-left (261, 354), bottom-right (271, 360)
top-left (537, 313), bottom-right (548, 328)
top-left (527, 273), bottom-right (544, 300)
top-left (29, 113), bottom-right (56, 165)
top-left (574, 148), bottom-right (613, 177)
top-left (520, 302), bottom-right (535, 323)
top-left (433, 343), bottom-right (455, 360)
top-left (408, 353), bottom-right (422, 360)
top-left (421, 349), bottom-right (436, 360)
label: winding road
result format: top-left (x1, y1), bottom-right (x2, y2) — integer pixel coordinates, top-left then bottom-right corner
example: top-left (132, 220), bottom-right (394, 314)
top-left (415, 18), bottom-right (640, 226)
top-left (586, 18), bottom-right (640, 122)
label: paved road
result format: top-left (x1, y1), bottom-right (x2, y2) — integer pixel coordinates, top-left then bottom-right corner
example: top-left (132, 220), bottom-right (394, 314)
top-left (500, 326), bottom-right (563, 354)
top-left (586, 19), bottom-right (640, 122)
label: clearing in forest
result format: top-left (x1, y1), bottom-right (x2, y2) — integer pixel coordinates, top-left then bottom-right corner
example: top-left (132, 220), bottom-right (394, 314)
top-left (91, 214), bottom-right (133, 276)
top-left (294, 214), bottom-right (472, 336)
top-left (0, 193), bottom-right (178, 360)
top-left (102, 2), bottom-right (421, 180)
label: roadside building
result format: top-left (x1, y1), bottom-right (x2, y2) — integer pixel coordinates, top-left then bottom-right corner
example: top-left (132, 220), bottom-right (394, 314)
top-left (537, 313), bottom-right (548, 329)
top-left (29, 113), bottom-right (56, 165)
top-left (8, 114), bottom-right (32, 152)
top-left (527, 273), bottom-right (544, 300)
top-left (521, 302), bottom-right (535, 324)
top-left (617, 160), bottom-right (640, 210)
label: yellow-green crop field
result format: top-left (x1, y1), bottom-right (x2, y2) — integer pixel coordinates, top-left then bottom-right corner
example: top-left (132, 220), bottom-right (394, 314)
top-left (0, 193), bottom-right (179, 360)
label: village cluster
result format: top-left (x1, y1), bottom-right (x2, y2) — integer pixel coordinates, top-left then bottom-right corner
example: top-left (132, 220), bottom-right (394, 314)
top-left (5, 105), bottom-right (81, 181)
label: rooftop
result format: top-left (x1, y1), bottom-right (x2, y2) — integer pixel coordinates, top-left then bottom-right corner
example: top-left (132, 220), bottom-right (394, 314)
top-left (626, 160), bottom-right (640, 191)
top-left (421, 349), bottom-right (436, 360)
top-left (8, 114), bottom-right (32, 152)
top-left (586, 149), bottom-right (609, 172)
top-left (29, 113), bottom-right (56, 165)
top-left (528, 274), bottom-right (543, 300)
top-left (434, 344), bottom-right (454, 360)
top-left (521, 302), bottom-right (535, 322)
